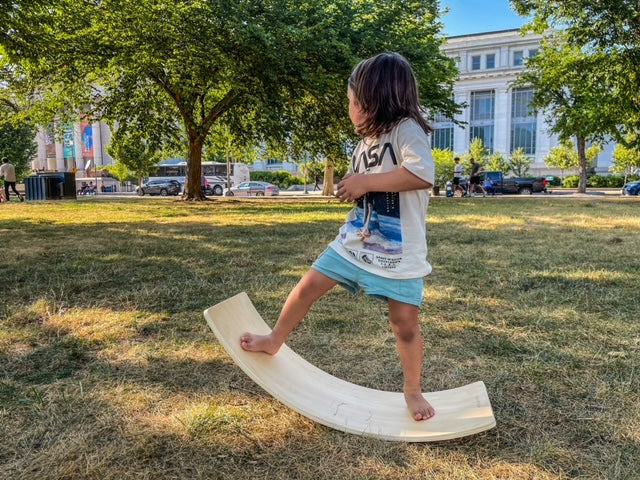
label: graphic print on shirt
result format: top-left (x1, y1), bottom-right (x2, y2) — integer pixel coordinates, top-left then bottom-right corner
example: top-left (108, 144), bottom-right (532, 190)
top-left (341, 141), bottom-right (402, 259)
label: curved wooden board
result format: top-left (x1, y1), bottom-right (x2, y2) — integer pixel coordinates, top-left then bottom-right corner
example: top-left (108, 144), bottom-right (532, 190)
top-left (204, 292), bottom-right (496, 442)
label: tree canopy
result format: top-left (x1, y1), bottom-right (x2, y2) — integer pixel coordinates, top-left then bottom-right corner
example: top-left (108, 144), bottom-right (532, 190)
top-left (0, 0), bottom-right (459, 200)
top-left (513, 33), bottom-right (613, 192)
top-left (511, 0), bottom-right (640, 147)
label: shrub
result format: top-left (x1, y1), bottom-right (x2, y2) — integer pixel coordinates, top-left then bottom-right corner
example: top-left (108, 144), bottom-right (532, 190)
top-left (251, 170), bottom-right (303, 189)
top-left (606, 176), bottom-right (625, 188)
top-left (546, 176), bottom-right (563, 187)
top-left (587, 175), bottom-right (608, 187)
top-left (563, 175), bottom-right (580, 188)
top-left (432, 149), bottom-right (455, 187)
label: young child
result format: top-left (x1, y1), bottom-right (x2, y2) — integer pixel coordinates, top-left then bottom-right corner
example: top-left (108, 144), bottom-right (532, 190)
top-left (241, 52), bottom-right (436, 421)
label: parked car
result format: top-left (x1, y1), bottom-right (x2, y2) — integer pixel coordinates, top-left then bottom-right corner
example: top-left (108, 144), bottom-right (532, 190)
top-left (621, 180), bottom-right (640, 196)
top-left (137, 179), bottom-right (181, 196)
top-left (482, 171), bottom-right (547, 195)
top-left (224, 181), bottom-right (279, 197)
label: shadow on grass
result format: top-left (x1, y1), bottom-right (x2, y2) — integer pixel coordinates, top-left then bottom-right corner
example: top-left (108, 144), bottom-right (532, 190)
top-left (1, 199), bottom-right (639, 479)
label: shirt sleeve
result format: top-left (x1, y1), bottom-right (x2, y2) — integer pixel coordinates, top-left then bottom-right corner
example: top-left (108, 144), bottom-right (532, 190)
top-left (397, 120), bottom-right (435, 186)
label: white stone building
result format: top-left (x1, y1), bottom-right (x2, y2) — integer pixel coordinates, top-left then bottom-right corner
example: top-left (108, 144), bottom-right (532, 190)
top-left (437, 29), bottom-right (614, 175)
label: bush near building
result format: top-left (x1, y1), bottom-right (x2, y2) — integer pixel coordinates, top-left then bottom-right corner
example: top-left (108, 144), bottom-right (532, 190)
top-left (251, 170), bottom-right (303, 189)
top-left (562, 175), bottom-right (633, 188)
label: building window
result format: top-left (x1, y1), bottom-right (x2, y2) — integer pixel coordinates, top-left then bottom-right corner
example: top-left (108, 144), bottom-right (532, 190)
top-left (471, 55), bottom-right (481, 70)
top-left (486, 54), bottom-right (495, 69)
top-left (510, 88), bottom-right (537, 155)
top-left (529, 49), bottom-right (538, 58)
top-left (432, 112), bottom-right (454, 151)
top-left (513, 51), bottom-right (523, 66)
top-left (470, 90), bottom-right (495, 152)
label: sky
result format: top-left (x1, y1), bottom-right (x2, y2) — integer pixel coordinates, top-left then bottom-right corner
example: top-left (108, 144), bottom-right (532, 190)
top-left (439, 0), bottom-right (530, 37)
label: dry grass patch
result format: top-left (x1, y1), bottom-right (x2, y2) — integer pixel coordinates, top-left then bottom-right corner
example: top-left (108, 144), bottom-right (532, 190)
top-left (1, 196), bottom-right (639, 479)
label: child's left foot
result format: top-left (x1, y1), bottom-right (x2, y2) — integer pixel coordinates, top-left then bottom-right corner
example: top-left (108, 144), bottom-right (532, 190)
top-left (404, 391), bottom-right (435, 421)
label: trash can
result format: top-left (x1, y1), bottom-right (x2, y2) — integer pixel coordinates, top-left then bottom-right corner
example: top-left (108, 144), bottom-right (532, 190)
top-left (445, 181), bottom-right (454, 197)
top-left (24, 172), bottom-right (77, 201)
top-left (24, 175), bottom-right (47, 201)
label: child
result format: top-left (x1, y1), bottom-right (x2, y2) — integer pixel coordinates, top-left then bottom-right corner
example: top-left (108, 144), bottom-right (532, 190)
top-left (241, 52), bottom-right (436, 421)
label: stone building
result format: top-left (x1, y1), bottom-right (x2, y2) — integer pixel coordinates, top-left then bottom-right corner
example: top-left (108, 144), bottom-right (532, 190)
top-left (436, 29), bottom-right (614, 175)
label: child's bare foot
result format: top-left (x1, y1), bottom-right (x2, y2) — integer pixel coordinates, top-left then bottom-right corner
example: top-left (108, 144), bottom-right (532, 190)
top-left (240, 332), bottom-right (281, 355)
top-left (405, 391), bottom-right (435, 421)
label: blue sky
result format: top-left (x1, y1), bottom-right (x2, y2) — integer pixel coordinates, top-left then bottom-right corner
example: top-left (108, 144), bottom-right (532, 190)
top-left (439, 0), bottom-right (529, 37)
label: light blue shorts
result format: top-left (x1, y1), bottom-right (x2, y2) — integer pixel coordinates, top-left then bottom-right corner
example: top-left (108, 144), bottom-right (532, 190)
top-left (311, 247), bottom-right (424, 306)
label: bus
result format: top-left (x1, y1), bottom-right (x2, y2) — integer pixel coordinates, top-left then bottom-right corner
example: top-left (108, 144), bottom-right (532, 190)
top-left (149, 160), bottom-right (250, 195)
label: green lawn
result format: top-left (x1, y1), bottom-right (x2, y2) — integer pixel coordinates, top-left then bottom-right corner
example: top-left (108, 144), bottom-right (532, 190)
top-left (1, 196), bottom-right (639, 479)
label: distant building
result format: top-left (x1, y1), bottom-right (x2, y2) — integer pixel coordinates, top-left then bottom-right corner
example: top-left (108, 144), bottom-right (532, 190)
top-left (32, 119), bottom-right (113, 176)
top-left (251, 158), bottom-right (300, 176)
top-left (438, 29), bottom-right (614, 175)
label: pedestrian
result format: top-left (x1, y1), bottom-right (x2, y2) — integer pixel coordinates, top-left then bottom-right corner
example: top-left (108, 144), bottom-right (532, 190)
top-left (468, 157), bottom-right (485, 197)
top-left (240, 52), bottom-right (436, 421)
top-left (452, 156), bottom-right (465, 196)
top-left (0, 157), bottom-right (24, 202)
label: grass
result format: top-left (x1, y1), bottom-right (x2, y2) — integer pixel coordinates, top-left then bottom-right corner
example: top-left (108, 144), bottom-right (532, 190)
top-left (1, 195), bottom-right (639, 479)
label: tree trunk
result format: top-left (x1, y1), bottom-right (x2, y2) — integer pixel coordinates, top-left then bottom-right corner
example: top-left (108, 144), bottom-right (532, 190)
top-left (576, 136), bottom-right (587, 193)
top-left (184, 130), bottom-right (207, 201)
top-left (322, 157), bottom-right (335, 196)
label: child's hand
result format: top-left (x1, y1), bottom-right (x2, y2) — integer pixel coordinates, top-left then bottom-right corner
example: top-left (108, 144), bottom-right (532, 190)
top-left (336, 173), bottom-right (368, 202)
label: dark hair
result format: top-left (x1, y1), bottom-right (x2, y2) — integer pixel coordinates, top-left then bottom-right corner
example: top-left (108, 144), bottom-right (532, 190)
top-left (348, 52), bottom-right (432, 138)
top-left (1, 157), bottom-right (7, 163)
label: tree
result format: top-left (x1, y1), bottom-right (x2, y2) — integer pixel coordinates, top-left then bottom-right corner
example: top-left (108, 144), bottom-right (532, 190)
top-left (486, 152), bottom-right (510, 174)
top-left (514, 33), bottom-right (613, 192)
top-left (105, 128), bottom-right (162, 188)
top-left (0, 0), bottom-right (459, 201)
top-left (0, 120), bottom-right (36, 181)
top-left (508, 148), bottom-right (532, 177)
top-left (511, 0), bottom-right (640, 148)
top-left (431, 148), bottom-right (455, 188)
top-left (544, 139), bottom-right (579, 179)
top-left (610, 138), bottom-right (640, 183)
top-left (99, 162), bottom-right (133, 189)
top-left (466, 137), bottom-right (489, 170)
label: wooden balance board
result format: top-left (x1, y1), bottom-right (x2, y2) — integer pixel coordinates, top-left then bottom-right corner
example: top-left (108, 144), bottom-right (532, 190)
top-left (204, 292), bottom-right (496, 442)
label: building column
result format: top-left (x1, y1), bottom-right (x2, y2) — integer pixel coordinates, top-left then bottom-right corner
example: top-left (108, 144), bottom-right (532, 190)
top-left (453, 91), bottom-right (469, 155)
top-left (494, 87), bottom-right (509, 155)
top-left (74, 123), bottom-right (85, 174)
top-left (55, 140), bottom-right (65, 172)
top-left (34, 127), bottom-right (48, 170)
top-left (93, 121), bottom-right (104, 167)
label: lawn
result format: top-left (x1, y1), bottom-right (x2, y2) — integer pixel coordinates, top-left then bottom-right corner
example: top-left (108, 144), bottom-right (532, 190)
top-left (1, 196), bottom-right (639, 480)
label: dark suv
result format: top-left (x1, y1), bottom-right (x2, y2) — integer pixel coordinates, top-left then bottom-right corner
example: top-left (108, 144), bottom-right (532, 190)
top-left (137, 179), bottom-right (181, 196)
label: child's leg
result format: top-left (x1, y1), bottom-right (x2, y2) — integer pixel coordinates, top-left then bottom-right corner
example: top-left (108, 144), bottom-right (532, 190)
top-left (240, 269), bottom-right (338, 354)
top-left (388, 299), bottom-right (435, 421)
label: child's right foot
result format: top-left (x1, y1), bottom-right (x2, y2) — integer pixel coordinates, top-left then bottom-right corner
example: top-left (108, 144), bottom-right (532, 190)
top-left (240, 332), bottom-right (281, 355)
top-left (405, 391), bottom-right (435, 421)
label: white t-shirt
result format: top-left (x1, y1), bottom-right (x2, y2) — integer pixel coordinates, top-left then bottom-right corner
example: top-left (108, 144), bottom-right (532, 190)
top-left (454, 163), bottom-right (463, 178)
top-left (0, 162), bottom-right (17, 182)
top-left (328, 119), bottom-right (435, 279)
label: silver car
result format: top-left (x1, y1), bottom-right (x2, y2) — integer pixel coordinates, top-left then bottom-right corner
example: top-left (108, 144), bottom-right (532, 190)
top-left (224, 181), bottom-right (279, 197)
top-left (137, 179), bottom-right (182, 196)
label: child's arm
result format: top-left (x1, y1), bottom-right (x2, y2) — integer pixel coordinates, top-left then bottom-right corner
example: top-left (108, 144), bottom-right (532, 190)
top-left (336, 167), bottom-right (432, 203)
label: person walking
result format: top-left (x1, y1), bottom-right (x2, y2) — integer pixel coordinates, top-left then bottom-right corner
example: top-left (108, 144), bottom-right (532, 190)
top-left (468, 158), bottom-right (485, 197)
top-left (0, 157), bottom-right (24, 202)
top-left (452, 157), bottom-right (465, 196)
